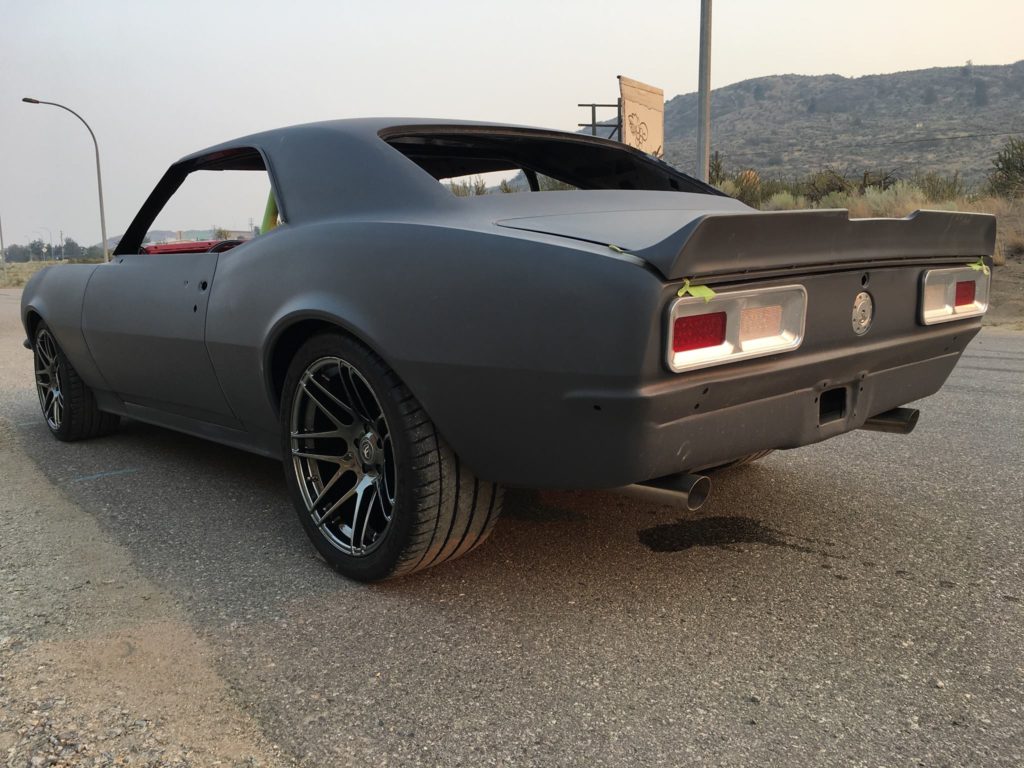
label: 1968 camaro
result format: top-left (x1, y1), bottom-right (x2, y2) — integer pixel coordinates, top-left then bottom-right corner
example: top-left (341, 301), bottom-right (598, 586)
top-left (21, 119), bottom-right (994, 580)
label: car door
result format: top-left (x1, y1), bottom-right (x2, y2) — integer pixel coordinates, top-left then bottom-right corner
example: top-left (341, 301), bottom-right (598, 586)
top-left (81, 251), bottom-right (241, 427)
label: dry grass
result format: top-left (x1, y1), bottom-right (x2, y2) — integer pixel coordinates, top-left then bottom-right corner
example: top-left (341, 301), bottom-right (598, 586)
top-left (0, 261), bottom-right (56, 289)
top-left (752, 189), bottom-right (1024, 326)
top-left (968, 197), bottom-right (1024, 265)
top-left (758, 188), bottom-right (1024, 267)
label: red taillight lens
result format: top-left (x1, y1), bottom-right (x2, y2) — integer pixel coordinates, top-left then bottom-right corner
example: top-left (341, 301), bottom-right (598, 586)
top-left (955, 280), bottom-right (976, 307)
top-left (672, 312), bottom-right (727, 353)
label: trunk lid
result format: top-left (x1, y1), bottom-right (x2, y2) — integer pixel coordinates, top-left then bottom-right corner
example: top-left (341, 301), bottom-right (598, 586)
top-left (495, 202), bottom-right (995, 280)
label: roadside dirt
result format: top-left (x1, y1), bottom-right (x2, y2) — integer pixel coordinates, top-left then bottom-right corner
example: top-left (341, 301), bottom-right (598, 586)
top-left (988, 253), bottom-right (1024, 329)
top-left (2, 620), bottom-right (277, 766)
top-left (0, 289), bottom-right (284, 766)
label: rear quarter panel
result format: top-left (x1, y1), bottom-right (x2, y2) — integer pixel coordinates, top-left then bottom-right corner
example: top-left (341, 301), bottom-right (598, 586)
top-left (203, 219), bottom-right (664, 466)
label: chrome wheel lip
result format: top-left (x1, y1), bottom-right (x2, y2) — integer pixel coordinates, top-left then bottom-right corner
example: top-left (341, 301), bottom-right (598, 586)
top-left (289, 356), bottom-right (396, 558)
top-left (34, 329), bottom-right (64, 431)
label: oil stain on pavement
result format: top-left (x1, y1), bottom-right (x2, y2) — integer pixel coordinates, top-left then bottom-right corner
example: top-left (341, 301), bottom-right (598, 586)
top-left (638, 515), bottom-right (828, 555)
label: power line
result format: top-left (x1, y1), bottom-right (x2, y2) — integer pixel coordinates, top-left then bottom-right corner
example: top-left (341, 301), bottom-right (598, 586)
top-left (672, 128), bottom-right (1023, 152)
top-left (873, 129), bottom-right (1023, 147)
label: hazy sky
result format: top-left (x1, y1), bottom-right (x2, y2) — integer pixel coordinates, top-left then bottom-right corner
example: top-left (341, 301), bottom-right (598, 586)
top-left (1, 0), bottom-right (1021, 246)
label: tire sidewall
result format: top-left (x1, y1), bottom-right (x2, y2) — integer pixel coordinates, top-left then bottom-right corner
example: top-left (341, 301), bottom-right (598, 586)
top-left (280, 332), bottom-right (419, 582)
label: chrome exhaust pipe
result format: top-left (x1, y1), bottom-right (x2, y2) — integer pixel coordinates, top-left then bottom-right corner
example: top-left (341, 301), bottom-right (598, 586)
top-left (616, 473), bottom-right (711, 512)
top-left (860, 406), bottom-right (920, 435)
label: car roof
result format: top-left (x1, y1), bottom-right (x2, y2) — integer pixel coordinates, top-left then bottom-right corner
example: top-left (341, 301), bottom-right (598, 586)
top-left (176, 119), bottom-right (593, 223)
top-left (174, 118), bottom-right (706, 224)
top-left (176, 117), bottom-right (586, 164)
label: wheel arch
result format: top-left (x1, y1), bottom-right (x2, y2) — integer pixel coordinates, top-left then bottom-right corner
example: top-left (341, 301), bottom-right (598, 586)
top-left (264, 310), bottom-right (386, 415)
top-left (24, 308), bottom-right (43, 345)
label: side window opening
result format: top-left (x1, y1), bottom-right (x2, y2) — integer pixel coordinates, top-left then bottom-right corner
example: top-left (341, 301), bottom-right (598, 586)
top-left (116, 148), bottom-right (281, 257)
top-left (145, 167), bottom-right (272, 254)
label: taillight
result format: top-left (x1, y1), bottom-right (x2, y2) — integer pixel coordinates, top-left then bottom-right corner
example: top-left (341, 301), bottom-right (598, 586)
top-left (672, 312), bottom-right (727, 352)
top-left (954, 280), bottom-right (976, 307)
top-left (667, 285), bottom-right (806, 373)
top-left (920, 266), bottom-right (990, 325)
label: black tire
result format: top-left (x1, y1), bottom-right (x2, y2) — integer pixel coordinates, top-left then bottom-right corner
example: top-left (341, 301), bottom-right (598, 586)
top-left (33, 321), bottom-right (119, 442)
top-left (281, 331), bottom-right (503, 581)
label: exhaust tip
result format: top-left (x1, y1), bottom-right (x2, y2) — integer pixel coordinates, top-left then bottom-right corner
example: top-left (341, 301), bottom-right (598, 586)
top-left (685, 474), bottom-right (711, 511)
top-left (614, 472), bottom-right (712, 511)
top-left (860, 406), bottom-right (920, 435)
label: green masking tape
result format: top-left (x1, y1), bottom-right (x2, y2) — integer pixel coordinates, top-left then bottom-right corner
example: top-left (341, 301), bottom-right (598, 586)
top-left (677, 279), bottom-right (716, 303)
top-left (967, 258), bottom-right (990, 276)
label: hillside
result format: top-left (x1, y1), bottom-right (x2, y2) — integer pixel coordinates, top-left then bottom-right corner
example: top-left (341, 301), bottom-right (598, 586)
top-left (661, 61), bottom-right (1024, 183)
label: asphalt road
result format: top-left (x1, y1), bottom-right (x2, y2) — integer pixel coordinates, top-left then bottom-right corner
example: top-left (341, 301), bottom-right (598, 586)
top-left (1, 286), bottom-right (1021, 767)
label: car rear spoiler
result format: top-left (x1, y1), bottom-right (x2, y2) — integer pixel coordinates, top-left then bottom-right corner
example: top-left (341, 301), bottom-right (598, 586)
top-left (640, 209), bottom-right (996, 281)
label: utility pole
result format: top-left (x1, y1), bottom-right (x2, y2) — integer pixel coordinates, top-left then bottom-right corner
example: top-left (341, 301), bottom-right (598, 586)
top-left (696, 0), bottom-right (713, 181)
top-left (0, 213), bottom-right (7, 280)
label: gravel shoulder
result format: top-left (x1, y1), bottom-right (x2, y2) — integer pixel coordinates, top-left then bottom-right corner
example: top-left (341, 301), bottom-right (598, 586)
top-left (987, 252), bottom-right (1024, 328)
top-left (1, 288), bottom-right (282, 767)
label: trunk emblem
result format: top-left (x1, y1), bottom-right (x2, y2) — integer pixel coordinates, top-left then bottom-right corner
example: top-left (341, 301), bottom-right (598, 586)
top-left (852, 291), bottom-right (874, 335)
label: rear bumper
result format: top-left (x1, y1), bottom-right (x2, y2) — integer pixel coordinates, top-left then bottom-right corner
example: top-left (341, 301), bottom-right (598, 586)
top-left (618, 346), bottom-right (961, 479)
top-left (564, 322), bottom-right (976, 488)
top-left (452, 321), bottom-right (977, 489)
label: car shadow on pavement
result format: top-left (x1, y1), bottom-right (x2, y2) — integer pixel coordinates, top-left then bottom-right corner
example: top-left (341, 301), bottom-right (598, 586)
top-left (13, 405), bottom-right (849, 625)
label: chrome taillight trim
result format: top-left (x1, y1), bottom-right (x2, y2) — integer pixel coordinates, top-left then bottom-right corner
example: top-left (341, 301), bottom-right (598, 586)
top-left (919, 266), bottom-right (991, 325)
top-left (666, 284), bottom-right (807, 373)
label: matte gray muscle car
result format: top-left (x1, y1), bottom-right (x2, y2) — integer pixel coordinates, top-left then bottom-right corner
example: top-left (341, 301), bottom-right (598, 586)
top-left (21, 119), bottom-right (995, 580)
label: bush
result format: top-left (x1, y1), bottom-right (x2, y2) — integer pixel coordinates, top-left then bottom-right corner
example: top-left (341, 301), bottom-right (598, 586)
top-left (914, 171), bottom-right (964, 202)
top-left (717, 179), bottom-right (737, 197)
top-left (708, 151), bottom-right (726, 186)
top-left (801, 168), bottom-right (852, 203)
top-left (988, 137), bottom-right (1024, 198)
top-left (761, 191), bottom-right (808, 210)
top-left (858, 181), bottom-right (929, 218)
top-left (733, 169), bottom-right (762, 206)
top-left (817, 190), bottom-right (855, 210)
top-left (447, 176), bottom-right (489, 196)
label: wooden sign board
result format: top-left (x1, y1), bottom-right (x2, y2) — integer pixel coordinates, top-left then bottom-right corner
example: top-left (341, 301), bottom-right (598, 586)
top-left (618, 76), bottom-right (665, 158)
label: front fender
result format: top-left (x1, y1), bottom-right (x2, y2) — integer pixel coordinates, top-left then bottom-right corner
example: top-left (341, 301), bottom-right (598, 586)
top-left (20, 263), bottom-right (110, 391)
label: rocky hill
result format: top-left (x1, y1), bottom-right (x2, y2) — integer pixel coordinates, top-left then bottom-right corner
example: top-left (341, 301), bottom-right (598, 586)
top-left (660, 61), bottom-right (1024, 184)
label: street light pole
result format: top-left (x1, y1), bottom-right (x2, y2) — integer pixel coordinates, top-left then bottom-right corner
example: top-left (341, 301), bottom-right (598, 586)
top-left (696, 0), bottom-right (713, 182)
top-left (0, 213), bottom-right (7, 280)
top-left (22, 98), bottom-right (110, 262)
